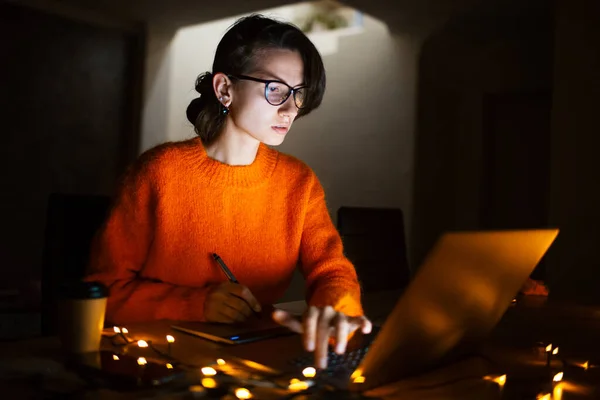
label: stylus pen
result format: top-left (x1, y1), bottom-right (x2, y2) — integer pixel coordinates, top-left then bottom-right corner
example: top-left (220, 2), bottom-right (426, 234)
top-left (212, 253), bottom-right (261, 318)
top-left (212, 253), bottom-right (239, 284)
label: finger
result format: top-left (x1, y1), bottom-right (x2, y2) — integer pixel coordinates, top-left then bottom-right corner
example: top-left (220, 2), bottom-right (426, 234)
top-left (229, 285), bottom-right (261, 312)
top-left (272, 309), bottom-right (303, 333)
top-left (334, 315), bottom-right (350, 355)
top-left (360, 316), bottom-right (373, 334)
top-left (303, 306), bottom-right (319, 352)
top-left (220, 302), bottom-right (247, 322)
top-left (315, 306), bottom-right (336, 369)
top-left (223, 295), bottom-right (253, 319)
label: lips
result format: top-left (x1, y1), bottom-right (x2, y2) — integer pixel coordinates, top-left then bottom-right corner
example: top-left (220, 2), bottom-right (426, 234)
top-left (271, 125), bottom-right (289, 135)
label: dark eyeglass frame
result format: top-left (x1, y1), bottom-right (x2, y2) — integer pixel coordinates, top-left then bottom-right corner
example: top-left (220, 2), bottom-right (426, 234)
top-left (228, 74), bottom-right (307, 109)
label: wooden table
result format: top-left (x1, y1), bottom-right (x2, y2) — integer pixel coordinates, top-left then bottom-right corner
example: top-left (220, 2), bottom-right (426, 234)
top-left (1, 293), bottom-right (600, 399)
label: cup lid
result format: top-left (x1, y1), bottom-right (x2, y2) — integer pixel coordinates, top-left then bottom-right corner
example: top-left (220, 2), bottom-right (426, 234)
top-left (60, 281), bottom-right (108, 299)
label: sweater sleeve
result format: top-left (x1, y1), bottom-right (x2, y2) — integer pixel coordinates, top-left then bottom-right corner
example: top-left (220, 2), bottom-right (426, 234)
top-left (299, 174), bottom-right (364, 317)
top-left (85, 155), bottom-right (209, 324)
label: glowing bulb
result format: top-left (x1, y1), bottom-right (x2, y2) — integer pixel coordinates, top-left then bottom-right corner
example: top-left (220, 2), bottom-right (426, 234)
top-left (166, 363), bottom-right (173, 369)
top-left (189, 385), bottom-right (204, 393)
top-left (235, 388), bottom-right (252, 399)
top-left (137, 357), bottom-right (147, 366)
top-left (201, 367), bottom-right (217, 376)
top-left (552, 347), bottom-right (559, 355)
top-left (582, 361), bottom-right (589, 370)
top-left (553, 372), bottom-right (564, 382)
top-left (302, 367), bottom-right (316, 378)
top-left (494, 375), bottom-right (507, 385)
top-left (353, 376), bottom-right (366, 383)
top-left (121, 327), bottom-right (129, 334)
top-left (137, 340), bottom-right (149, 348)
top-left (216, 358), bottom-right (226, 366)
top-left (166, 335), bottom-right (175, 343)
top-left (288, 381), bottom-right (309, 391)
top-left (545, 344), bottom-right (552, 352)
top-left (201, 378), bottom-right (217, 388)
top-left (113, 326), bottom-right (121, 333)
top-left (112, 354), bottom-right (119, 360)
top-left (537, 394), bottom-right (551, 400)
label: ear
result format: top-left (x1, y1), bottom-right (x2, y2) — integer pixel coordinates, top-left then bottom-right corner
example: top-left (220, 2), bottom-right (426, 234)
top-left (213, 72), bottom-right (234, 108)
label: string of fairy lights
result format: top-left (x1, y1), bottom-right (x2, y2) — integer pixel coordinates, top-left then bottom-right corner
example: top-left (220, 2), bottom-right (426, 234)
top-left (106, 325), bottom-right (596, 399)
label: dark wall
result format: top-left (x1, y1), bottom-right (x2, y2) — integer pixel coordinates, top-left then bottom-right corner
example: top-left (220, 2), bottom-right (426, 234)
top-left (411, 1), bottom-right (554, 268)
top-left (0, 3), bottom-right (142, 288)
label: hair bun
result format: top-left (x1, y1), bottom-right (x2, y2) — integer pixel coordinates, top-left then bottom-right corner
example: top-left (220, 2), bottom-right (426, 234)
top-left (195, 71), bottom-right (214, 94)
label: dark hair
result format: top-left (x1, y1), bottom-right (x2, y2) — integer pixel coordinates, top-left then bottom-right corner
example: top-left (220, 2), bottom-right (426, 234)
top-left (186, 14), bottom-right (326, 143)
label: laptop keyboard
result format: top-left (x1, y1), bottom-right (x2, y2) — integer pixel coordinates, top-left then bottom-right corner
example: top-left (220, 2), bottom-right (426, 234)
top-left (289, 328), bottom-right (379, 378)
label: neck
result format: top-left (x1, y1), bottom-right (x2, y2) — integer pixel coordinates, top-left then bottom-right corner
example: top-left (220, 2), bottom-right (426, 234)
top-left (204, 124), bottom-right (261, 166)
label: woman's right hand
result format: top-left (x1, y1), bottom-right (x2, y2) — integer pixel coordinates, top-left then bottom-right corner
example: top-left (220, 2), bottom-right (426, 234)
top-left (204, 282), bottom-right (262, 323)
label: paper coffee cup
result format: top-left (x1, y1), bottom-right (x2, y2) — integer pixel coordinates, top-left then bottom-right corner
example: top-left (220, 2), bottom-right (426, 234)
top-left (57, 281), bottom-right (108, 355)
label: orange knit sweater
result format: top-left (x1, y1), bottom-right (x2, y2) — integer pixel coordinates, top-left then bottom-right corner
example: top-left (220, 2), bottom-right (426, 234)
top-left (86, 137), bottom-right (363, 324)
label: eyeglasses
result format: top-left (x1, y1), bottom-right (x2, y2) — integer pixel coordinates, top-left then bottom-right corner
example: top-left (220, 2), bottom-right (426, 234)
top-left (228, 74), bottom-right (307, 109)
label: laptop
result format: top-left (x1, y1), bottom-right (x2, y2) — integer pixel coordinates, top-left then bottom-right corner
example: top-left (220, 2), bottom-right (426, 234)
top-left (220, 229), bottom-right (559, 391)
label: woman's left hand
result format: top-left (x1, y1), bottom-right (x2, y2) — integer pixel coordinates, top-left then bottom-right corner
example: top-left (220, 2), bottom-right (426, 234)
top-left (273, 306), bottom-right (372, 369)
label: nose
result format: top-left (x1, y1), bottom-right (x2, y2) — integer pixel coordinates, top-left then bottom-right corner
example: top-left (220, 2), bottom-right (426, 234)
top-left (278, 95), bottom-right (298, 118)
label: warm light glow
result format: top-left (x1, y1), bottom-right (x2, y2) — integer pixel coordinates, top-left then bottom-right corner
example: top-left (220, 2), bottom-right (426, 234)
top-left (488, 374), bottom-right (507, 386)
top-left (137, 357), bottom-right (147, 366)
top-left (302, 367), bottom-right (316, 378)
top-left (166, 335), bottom-right (175, 343)
top-left (537, 394), bottom-right (551, 400)
top-left (545, 344), bottom-right (553, 352)
top-left (189, 385), bottom-right (204, 393)
top-left (583, 361), bottom-right (589, 370)
top-left (201, 378), bottom-right (217, 389)
top-left (353, 376), bottom-right (366, 383)
top-left (290, 378), bottom-right (300, 384)
top-left (553, 383), bottom-right (564, 400)
top-left (137, 340), bottom-right (149, 348)
top-left (201, 367), bottom-right (217, 376)
top-left (351, 369), bottom-right (363, 379)
top-left (553, 372), bottom-right (564, 382)
top-left (552, 347), bottom-right (559, 355)
top-left (121, 327), bottom-right (129, 334)
top-left (113, 355), bottom-right (119, 360)
top-left (113, 326), bottom-right (121, 333)
top-left (235, 388), bottom-right (252, 399)
top-left (166, 363), bottom-right (173, 369)
top-left (288, 381), bottom-right (310, 391)
top-left (217, 358), bottom-right (226, 366)
top-left (511, 298), bottom-right (517, 303)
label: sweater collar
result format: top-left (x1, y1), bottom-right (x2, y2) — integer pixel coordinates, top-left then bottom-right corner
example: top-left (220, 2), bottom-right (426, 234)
top-left (187, 137), bottom-right (278, 188)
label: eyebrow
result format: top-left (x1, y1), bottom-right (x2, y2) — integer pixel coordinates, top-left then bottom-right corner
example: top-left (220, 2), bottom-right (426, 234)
top-left (253, 70), bottom-right (305, 88)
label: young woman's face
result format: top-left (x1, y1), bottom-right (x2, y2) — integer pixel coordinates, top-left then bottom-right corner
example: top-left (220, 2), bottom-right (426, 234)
top-left (229, 48), bottom-right (305, 146)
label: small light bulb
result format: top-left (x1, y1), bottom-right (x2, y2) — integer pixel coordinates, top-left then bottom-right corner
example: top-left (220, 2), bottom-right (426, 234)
top-left (121, 327), bottom-right (129, 334)
top-left (288, 381), bottom-right (309, 391)
top-left (582, 361), bottom-right (589, 370)
top-left (201, 367), bottom-right (217, 376)
top-left (235, 388), bottom-right (252, 399)
top-left (552, 347), bottom-right (559, 355)
top-left (201, 378), bottom-right (217, 388)
top-left (137, 340), bottom-right (149, 348)
top-left (553, 372), bottom-right (564, 382)
top-left (113, 354), bottom-right (119, 360)
top-left (166, 335), bottom-right (175, 343)
top-left (216, 358), bottom-right (226, 366)
top-left (137, 357), bottom-right (147, 366)
top-left (545, 344), bottom-right (552, 352)
top-left (166, 363), bottom-right (173, 369)
top-left (113, 326), bottom-right (121, 333)
top-left (302, 367), bottom-right (316, 378)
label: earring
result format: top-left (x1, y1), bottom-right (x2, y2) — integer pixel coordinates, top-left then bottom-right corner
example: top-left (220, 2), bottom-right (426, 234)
top-left (222, 106), bottom-right (229, 115)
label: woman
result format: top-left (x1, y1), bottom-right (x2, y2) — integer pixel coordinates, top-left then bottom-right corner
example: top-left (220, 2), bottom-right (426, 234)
top-left (86, 14), bottom-right (371, 369)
